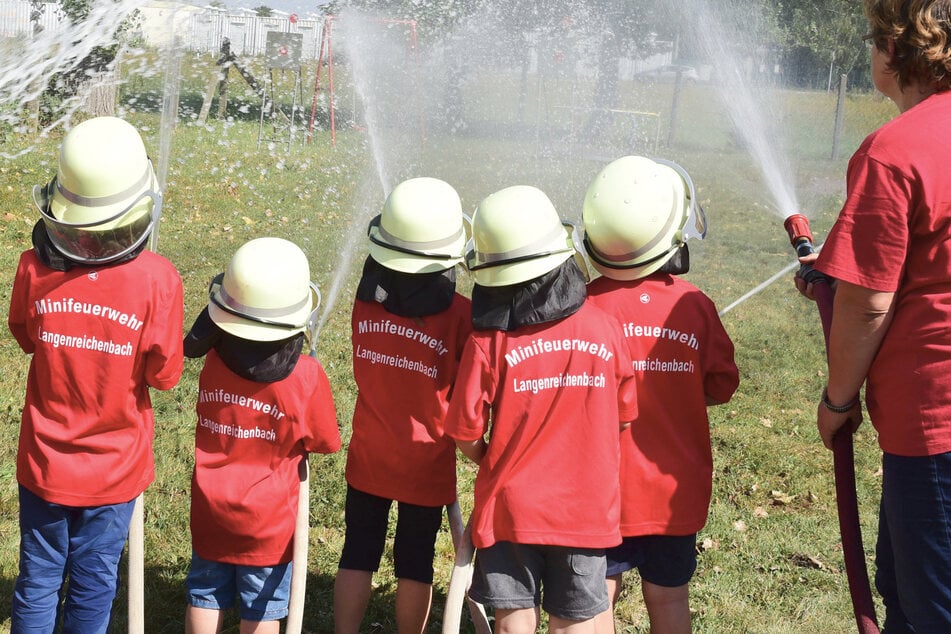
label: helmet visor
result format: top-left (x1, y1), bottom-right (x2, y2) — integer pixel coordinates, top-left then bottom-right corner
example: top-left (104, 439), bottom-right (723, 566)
top-left (35, 180), bottom-right (161, 264)
top-left (654, 158), bottom-right (707, 241)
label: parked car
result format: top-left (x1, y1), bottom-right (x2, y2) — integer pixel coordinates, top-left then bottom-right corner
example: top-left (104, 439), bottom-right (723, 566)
top-left (634, 64), bottom-right (700, 83)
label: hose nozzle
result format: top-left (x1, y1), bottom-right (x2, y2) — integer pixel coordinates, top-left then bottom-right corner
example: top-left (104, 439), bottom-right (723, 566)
top-left (784, 213), bottom-right (830, 287)
top-left (784, 213), bottom-right (815, 259)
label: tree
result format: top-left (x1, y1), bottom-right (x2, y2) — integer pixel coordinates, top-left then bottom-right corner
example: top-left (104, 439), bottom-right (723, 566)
top-left (31, 0), bottom-right (140, 120)
top-left (254, 5), bottom-right (273, 17)
top-left (778, 0), bottom-right (870, 88)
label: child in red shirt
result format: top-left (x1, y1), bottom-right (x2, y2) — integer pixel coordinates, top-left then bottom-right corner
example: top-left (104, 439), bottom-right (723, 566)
top-left (333, 177), bottom-right (472, 634)
top-left (8, 116), bottom-right (184, 630)
top-left (443, 185), bottom-right (637, 632)
top-left (182, 237), bottom-right (341, 633)
top-left (582, 156), bottom-right (739, 634)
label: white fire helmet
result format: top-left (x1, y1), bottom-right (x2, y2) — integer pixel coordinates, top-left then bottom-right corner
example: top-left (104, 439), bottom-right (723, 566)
top-left (582, 155), bottom-right (706, 281)
top-left (367, 177), bottom-right (467, 274)
top-left (32, 116), bottom-right (161, 264)
top-left (208, 237), bottom-right (321, 342)
top-left (465, 185), bottom-right (575, 287)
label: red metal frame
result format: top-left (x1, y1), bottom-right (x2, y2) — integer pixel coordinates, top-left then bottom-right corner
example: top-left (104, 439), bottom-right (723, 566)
top-left (306, 15), bottom-right (420, 147)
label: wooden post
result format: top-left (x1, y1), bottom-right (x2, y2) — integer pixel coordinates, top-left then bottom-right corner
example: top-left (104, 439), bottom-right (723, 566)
top-left (831, 73), bottom-right (848, 161)
top-left (666, 69), bottom-right (684, 148)
top-left (128, 494), bottom-right (144, 634)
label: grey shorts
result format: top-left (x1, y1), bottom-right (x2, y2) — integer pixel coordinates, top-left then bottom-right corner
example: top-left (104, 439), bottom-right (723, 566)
top-left (469, 541), bottom-right (608, 621)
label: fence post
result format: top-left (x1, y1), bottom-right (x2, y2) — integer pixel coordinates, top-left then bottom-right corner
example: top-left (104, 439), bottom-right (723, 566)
top-left (666, 69), bottom-right (683, 147)
top-left (831, 73), bottom-right (848, 161)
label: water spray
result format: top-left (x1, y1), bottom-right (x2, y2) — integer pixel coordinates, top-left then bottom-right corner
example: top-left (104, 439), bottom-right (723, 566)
top-left (783, 213), bottom-right (880, 634)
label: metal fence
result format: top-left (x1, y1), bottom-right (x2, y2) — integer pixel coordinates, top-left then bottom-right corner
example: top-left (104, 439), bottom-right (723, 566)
top-left (0, 0), bottom-right (60, 37)
top-left (0, 0), bottom-right (325, 59)
top-left (175, 11), bottom-right (324, 59)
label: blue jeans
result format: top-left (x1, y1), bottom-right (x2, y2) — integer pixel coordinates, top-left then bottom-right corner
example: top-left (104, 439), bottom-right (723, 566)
top-left (876, 451), bottom-right (951, 634)
top-left (12, 486), bottom-right (136, 634)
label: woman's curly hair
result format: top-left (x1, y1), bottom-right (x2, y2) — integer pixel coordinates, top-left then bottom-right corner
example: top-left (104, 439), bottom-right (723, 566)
top-left (865, 0), bottom-right (951, 90)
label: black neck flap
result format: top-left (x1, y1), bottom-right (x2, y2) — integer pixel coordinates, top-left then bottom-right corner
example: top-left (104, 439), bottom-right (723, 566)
top-left (184, 307), bottom-right (303, 383)
top-left (355, 255), bottom-right (457, 318)
top-left (471, 258), bottom-right (587, 331)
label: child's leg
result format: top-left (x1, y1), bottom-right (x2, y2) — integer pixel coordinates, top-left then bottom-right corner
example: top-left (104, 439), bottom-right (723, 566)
top-left (592, 573), bottom-right (623, 634)
top-left (548, 613), bottom-right (598, 633)
top-left (392, 500), bottom-right (443, 634)
top-left (238, 617), bottom-right (281, 634)
top-left (495, 606), bottom-right (541, 633)
top-left (12, 486), bottom-right (69, 631)
top-left (334, 569), bottom-right (374, 634)
top-left (185, 605), bottom-right (225, 634)
top-left (60, 495), bottom-right (137, 632)
top-left (334, 487), bottom-right (391, 634)
top-left (635, 534), bottom-right (697, 634)
top-left (395, 579), bottom-right (433, 634)
top-left (641, 581), bottom-right (690, 634)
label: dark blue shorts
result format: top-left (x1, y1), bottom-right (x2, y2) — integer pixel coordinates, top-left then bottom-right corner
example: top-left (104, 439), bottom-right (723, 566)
top-left (604, 534), bottom-right (697, 587)
top-left (875, 451), bottom-right (951, 633)
top-left (337, 485), bottom-right (444, 584)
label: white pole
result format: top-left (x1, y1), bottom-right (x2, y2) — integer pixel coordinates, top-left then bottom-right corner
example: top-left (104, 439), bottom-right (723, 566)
top-left (128, 493), bottom-right (145, 634)
top-left (286, 456), bottom-right (309, 634)
top-left (443, 500), bottom-right (491, 634)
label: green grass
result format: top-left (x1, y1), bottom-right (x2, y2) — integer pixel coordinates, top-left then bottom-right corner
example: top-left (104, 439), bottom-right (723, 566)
top-left (0, 47), bottom-right (898, 632)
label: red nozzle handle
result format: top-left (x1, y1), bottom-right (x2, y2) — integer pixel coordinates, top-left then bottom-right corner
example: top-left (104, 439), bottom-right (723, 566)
top-left (784, 213), bottom-right (814, 246)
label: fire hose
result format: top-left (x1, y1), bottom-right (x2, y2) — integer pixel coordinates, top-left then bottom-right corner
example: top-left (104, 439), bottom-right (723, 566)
top-left (285, 292), bottom-right (324, 633)
top-left (286, 456), bottom-right (310, 634)
top-left (443, 500), bottom-right (492, 634)
top-left (784, 214), bottom-right (880, 634)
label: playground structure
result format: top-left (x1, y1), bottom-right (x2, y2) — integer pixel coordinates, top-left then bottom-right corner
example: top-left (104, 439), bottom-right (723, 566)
top-left (198, 31), bottom-right (306, 152)
top-left (306, 15), bottom-right (422, 147)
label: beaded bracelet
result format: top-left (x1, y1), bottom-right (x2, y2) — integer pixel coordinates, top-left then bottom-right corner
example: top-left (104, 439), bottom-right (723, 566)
top-left (821, 388), bottom-right (859, 414)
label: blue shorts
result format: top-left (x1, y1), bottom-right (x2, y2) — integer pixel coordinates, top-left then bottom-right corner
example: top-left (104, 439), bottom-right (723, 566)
top-left (338, 485), bottom-right (444, 584)
top-left (186, 553), bottom-right (292, 622)
top-left (605, 534), bottom-right (697, 587)
top-left (875, 451), bottom-right (951, 633)
top-left (469, 541), bottom-right (608, 621)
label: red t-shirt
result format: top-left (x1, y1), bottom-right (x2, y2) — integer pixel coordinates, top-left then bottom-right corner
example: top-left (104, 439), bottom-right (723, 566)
top-left (588, 274), bottom-right (739, 536)
top-left (8, 249), bottom-right (184, 507)
top-left (816, 90), bottom-right (951, 457)
top-left (346, 295), bottom-right (472, 506)
top-left (190, 350), bottom-right (341, 566)
top-left (443, 300), bottom-right (638, 549)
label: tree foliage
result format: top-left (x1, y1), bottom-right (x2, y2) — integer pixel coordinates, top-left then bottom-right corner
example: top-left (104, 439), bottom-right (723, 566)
top-left (778, 0), bottom-right (870, 86)
top-left (29, 0), bottom-right (140, 121)
top-left (320, 0), bottom-right (871, 89)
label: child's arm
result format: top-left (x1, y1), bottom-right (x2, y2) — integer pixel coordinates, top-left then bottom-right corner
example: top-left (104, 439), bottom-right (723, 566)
top-left (8, 257), bottom-right (34, 354)
top-left (144, 279), bottom-right (184, 390)
top-left (183, 307), bottom-right (220, 358)
top-left (455, 437), bottom-right (486, 464)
